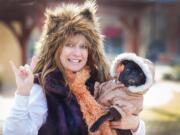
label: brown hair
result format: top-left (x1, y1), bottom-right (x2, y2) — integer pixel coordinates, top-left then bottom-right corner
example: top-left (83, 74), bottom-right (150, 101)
top-left (33, 2), bottom-right (111, 88)
top-left (34, 32), bottom-right (110, 86)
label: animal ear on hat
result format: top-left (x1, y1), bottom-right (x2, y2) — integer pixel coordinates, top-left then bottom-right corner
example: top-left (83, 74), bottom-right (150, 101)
top-left (80, 0), bottom-right (97, 22)
top-left (45, 9), bottom-right (61, 35)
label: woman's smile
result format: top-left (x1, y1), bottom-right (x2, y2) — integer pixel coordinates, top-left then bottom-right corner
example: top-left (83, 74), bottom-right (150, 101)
top-left (60, 34), bottom-right (88, 72)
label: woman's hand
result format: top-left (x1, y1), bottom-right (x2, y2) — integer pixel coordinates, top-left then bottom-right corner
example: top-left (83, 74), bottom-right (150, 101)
top-left (10, 57), bottom-right (37, 96)
top-left (110, 115), bottom-right (140, 132)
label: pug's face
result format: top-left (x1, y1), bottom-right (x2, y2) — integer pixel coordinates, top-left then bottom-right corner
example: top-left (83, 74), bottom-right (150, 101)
top-left (118, 60), bottom-right (146, 87)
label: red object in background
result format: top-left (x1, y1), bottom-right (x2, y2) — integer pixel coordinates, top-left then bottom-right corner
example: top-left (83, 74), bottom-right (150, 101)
top-left (103, 26), bottom-right (123, 38)
top-left (159, 54), bottom-right (170, 62)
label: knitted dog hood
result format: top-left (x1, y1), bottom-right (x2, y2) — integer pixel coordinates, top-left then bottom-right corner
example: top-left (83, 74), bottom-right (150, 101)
top-left (110, 53), bottom-right (155, 94)
top-left (36, 1), bottom-right (103, 55)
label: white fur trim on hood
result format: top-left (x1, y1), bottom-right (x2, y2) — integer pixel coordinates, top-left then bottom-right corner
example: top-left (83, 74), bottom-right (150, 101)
top-left (110, 53), bottom-right (155, 94)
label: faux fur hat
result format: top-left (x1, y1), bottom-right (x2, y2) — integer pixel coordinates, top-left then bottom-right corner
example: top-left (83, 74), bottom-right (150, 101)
top-left (110, 53), bottom-right (155, 94)
top-left (36, 1), bottom-right (103, 54)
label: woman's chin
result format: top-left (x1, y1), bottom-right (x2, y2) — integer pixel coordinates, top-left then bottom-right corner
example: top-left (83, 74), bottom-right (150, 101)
top-left (67, 67), bottom-right (83, 72)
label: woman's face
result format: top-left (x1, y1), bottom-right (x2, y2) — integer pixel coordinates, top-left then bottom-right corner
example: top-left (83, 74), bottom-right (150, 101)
top-left (60, 34), bottom-right (88, 72)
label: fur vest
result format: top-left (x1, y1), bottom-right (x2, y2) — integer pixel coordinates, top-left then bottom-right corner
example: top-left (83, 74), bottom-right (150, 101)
top-left (34, 68), bottom-right (95, 135)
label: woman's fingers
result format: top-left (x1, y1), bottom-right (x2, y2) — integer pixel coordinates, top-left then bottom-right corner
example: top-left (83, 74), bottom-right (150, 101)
top-left (9, 61), bottom-right (34, 96)
top-left (10, 60), bottom-right (32, 78)
top-left (9, 61), bottom-right (18, 75)
top-left (110, 121), bottom-right (122, 128)
top-left (24, 64), bottom-right (31, 72)
top-left (110, 115), bottom-right (140, 131)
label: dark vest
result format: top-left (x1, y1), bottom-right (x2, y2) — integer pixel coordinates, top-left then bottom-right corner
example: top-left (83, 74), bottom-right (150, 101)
top-left (35, 69), bottom-right (95, 135)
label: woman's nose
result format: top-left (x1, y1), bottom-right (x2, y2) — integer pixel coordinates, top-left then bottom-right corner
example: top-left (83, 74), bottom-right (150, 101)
top-left (73, 47), bottom-right (82, 56)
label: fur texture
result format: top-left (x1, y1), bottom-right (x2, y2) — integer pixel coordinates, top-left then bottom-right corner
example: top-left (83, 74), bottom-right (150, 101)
top-left (65, 68), bottom-right (117, 135)
top-left (34, 1), bottom-right (114, 135)
top-left (110, 53), bottom-right (155, 94)
top-left (35, 69), bottom-right (89, 135)
top-left (36, 1), bottom-right (104, 56)
top-left (91, 54), bottom-right (155, 134)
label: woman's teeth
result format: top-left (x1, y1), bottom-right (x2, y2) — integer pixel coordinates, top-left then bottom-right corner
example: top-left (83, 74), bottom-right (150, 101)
top-left (68, 59), bottom-right (80, 63)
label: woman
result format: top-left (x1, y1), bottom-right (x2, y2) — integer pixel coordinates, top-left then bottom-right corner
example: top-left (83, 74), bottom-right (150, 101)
top-left (3, 1), bottom-right (145, 135)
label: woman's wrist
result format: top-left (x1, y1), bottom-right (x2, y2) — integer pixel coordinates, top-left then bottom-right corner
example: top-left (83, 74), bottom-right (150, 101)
top-left (16, 89), bottom-right (30, 96)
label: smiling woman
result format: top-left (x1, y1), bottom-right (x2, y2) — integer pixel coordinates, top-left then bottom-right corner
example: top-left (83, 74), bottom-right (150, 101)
top-left (3, 1), bottom-right (145, 135)
top-left (59, 34), bottom-right (88, 72)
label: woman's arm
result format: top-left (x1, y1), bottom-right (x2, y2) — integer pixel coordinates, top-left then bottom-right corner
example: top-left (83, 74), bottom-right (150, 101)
top-left (3, 84), bottom-right (47, 135)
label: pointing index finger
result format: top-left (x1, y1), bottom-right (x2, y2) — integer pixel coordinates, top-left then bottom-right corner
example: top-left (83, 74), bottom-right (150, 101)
top-left (9, 61), bottom-right (18, 74)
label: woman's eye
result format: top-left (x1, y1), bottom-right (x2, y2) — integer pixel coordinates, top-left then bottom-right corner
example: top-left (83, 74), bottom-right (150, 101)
top-left (65, 44), bottom-right (73, 47)
top-left (80, 45), bottom-right (88, 49)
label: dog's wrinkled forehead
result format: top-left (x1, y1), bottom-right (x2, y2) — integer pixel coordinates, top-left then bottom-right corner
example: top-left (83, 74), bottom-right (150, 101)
top-left (119, 60), bottom-right (146, 86)
top-left (121, 60), bottom-right (141, 70)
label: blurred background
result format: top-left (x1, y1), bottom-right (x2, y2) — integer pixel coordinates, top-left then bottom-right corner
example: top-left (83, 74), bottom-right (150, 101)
top-left (0, 0), bottom-right (180, 134)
